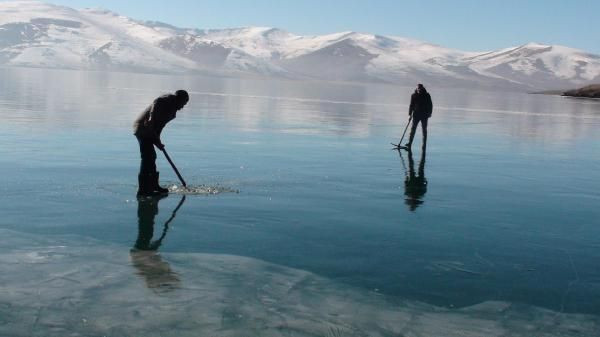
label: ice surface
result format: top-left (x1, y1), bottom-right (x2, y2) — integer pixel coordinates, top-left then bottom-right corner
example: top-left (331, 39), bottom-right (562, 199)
top-left (167, 184), bottom-right (239, 195)
top-left (1, 229), bottom-right (598, 337)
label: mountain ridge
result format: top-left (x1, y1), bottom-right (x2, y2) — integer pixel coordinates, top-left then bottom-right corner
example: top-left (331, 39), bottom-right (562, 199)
top-left (1, 1), bottom-right (599, 90)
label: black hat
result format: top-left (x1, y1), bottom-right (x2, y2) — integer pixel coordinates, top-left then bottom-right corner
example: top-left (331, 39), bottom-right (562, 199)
top-left (175, 90), bottom-right (189, 102)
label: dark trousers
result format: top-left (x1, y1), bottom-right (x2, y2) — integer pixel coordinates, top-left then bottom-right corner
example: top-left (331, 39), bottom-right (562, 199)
top-left (408, 116), bottom-right (428, 146)
top-left (137, 136), bottom-right (157, 175)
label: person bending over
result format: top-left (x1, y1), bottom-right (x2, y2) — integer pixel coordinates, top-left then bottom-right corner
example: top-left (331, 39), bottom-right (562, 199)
top-left (133, 90), bottom-right (189, 196)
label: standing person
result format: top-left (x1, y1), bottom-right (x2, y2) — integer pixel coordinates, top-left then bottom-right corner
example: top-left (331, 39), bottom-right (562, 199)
top-left (134, 90), bottom-right (189, 196)
top-left (405, 84), bottom-right (433, 151)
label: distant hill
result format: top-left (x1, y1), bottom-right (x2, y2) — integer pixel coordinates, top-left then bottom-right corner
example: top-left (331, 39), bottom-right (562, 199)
top-left (562, 85), bottom-right (600, 98)
top-left (1, 1), bottom-right (600, 90)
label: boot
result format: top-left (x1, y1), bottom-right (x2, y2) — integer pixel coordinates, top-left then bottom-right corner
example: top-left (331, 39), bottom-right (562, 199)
top-left (137, 173), bottom-right (157, 197)
top-left (152, 172), bottom-right (169, 194)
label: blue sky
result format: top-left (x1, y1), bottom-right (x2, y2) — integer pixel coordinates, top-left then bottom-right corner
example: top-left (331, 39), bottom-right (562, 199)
top-left (39, 0), bottom-right (600, 53)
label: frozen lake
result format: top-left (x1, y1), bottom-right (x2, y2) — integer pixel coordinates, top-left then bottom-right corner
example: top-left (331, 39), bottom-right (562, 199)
top-left (1, 67), bottom-right (600, 336)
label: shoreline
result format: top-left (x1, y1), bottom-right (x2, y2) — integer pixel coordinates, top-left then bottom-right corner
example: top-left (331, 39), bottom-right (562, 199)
top-left (530, 84), bottom-right (600, 99)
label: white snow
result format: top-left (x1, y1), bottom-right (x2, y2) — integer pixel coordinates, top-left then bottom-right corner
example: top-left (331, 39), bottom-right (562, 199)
top-left (1, 1), bottom-right (599, 89)
top-left (0, 1), bottom-right (78, 25)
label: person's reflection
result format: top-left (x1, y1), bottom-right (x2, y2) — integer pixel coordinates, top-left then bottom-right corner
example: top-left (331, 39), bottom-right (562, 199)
top-left (400, 149), bottom-right (428, 211)
top-left (130, 195), bottom-right (186, 293)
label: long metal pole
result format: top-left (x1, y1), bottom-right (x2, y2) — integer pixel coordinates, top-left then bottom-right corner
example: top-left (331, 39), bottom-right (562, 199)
top-left (398, 116), bottom-right (412, 146)
top-left (160, 148), bottom-right (187, 187)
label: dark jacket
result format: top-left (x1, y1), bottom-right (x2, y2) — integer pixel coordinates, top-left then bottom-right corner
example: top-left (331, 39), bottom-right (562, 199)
top-left (409, 91), bottom-right (433, 119)
top-left (133, 94), bottom-right (179, 141)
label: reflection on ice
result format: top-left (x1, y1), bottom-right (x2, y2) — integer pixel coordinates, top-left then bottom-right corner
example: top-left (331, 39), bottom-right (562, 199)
top-left (130, 251), bottom-right (180, 294)
top-left (1, 229), bottom-right (598, 337)
top-left (399, 149), bottom-right (428, 212)
top-left (131, 195), bottom-right (183, 293)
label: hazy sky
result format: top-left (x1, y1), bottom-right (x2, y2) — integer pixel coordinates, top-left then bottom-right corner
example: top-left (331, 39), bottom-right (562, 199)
top-left (22, 0), bottom-right (600, 53)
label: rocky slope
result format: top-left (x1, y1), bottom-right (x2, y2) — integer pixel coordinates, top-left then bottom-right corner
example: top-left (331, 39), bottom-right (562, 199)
top-left (563, 84), bottom-right (600, 98)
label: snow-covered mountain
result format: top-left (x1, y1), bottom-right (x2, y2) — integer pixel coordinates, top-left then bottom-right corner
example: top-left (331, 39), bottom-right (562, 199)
top-left (1, 1), bottom-right (599, 90)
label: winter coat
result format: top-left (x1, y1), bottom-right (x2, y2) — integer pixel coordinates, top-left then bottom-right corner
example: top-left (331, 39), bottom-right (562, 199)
top-left (133, 94), bottom-right (179, 141)
top-left (409, 91), bottom-right (433, 119)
